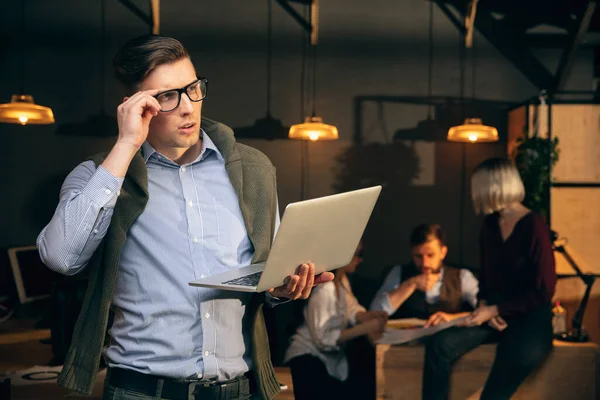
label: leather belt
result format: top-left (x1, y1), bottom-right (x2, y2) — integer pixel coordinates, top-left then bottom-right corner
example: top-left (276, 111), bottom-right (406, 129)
top-left (108, 367), bottom-right (254, 400)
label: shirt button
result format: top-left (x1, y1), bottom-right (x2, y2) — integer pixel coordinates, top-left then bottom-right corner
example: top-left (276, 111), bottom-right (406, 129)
top-left (205, 313), bottom-right (210, 319)
top-left (204, 351), bottom-right (210, 357)
top-left (200, 274), bottom-right (205, 279)
top-left (93, 229), bottom-right (98, 234)
top-left (104, 189), bottom-right (111, 195)
top-left (196, 372), bottom-right (203, 379)
top-left (181, 167), bottom-right (186, 172)
top-left (193, 237), bottom-right (199, 243)
top-left (117, 190), bottom-right (121, 196)
top-left (188, 200), bottom-right (193, 207)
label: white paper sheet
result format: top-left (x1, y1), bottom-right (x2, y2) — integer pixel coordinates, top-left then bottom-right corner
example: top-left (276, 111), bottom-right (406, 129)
top-left (377, 316), bottom-right (468, 345)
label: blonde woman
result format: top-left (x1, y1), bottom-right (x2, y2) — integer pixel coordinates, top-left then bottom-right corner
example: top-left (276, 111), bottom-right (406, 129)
top-left (422, 157), bottom-right (556, 400)
top-left (284, 243), bottom-right (387, 399)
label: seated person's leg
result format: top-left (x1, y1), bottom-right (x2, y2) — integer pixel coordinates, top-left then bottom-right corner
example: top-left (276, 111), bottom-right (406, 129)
top-left (423, 326), bottom-right (494, 400)
top-left (346, 336), bottom-right (377, 400)
top-left (288, 354), bottom-right (346, 400)
top-left (481, 306), bottom-right (553, 400)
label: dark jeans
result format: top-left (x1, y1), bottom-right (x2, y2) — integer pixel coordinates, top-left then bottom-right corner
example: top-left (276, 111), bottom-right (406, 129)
top-left (288, 355), bottom-right (351, 400)
top-left (422, 306), bottom-right (553, 400)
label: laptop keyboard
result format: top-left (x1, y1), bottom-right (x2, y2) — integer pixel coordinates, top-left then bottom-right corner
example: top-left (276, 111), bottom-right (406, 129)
top-left (222, 271), bottom-right (263, 287)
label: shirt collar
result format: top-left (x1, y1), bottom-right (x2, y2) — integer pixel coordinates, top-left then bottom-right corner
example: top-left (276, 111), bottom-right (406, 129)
top-left (141, 129), bottom-right (224, 164)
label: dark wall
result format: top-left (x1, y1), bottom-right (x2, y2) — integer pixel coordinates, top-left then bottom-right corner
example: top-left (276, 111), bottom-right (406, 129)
top-left (0, 0), bottom-right (593, 281)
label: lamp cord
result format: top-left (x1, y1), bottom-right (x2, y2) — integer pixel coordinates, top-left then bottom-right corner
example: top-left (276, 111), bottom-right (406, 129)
top-left (458, 26), bottom-right (466, 263)
top-left (427, 0), bottom-right (433, 118)
top-left (311, 42), bottom-right (317, 117)
top-left (471, 37), bottom-right (476, 102)
top-left (299, 3), bottom-right (310, 200)
top-left (266, 0), bottom-right (272, 116)
top-left (100, 0), bottom-right (106, 112)
top-left (20, 0), bottom-right (25, 94)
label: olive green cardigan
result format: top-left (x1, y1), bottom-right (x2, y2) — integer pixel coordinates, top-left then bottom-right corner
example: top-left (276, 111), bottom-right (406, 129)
top-left (57, 118), bottom-right (281, 399)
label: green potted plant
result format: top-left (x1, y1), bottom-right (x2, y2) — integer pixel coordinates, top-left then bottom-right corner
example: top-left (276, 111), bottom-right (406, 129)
top-left (512, 133), bottom-right (559, 221)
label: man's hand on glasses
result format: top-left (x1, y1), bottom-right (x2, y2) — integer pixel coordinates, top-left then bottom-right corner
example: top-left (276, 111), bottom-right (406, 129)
top-left (116, 90), bottom-right (162, 151)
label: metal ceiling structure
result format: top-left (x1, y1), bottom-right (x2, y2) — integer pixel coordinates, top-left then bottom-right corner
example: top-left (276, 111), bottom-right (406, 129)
top-left (434, 0), bottom-right (599, 97)
top-left (118, 0), bottom-right (160, 34)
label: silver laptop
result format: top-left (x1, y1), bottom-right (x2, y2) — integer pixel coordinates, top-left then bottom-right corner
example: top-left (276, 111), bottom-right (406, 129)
top-left (189, 186), bottom-right (382, 292)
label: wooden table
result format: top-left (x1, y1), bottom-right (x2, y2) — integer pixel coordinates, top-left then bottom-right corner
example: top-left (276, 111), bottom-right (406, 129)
top-left (376, 340), bottom-right (599, 400)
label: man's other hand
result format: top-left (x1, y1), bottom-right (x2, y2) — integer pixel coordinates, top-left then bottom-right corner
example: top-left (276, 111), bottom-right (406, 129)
top-left (413, 273), bottom-right (439, 292)
top-left (424, 311), bottom-right (453, 328)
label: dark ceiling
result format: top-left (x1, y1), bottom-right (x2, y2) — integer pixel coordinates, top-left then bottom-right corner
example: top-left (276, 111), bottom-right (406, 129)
top-left (435, 0), bottom-right (600, 95)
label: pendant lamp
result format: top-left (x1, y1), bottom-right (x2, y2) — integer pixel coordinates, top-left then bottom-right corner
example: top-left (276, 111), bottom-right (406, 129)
top-left (447, 117), bottom-right (498, 143)
top-left (0, 0), bottom-right (54, 126)
top-left (289, 1), bottom-right (338, 141)
top-left (0, 95), bottom-right (55, 125)
top-left (289, 116), bottom-right (338, 141)
top-left (447, 20), bottom-right (496, 144)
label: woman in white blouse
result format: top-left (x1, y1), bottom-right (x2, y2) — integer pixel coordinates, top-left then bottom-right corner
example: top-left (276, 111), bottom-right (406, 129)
top-left (284, 243), bottom-right (388, 399)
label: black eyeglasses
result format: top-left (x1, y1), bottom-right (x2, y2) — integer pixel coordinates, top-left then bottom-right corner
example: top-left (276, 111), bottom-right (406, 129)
top-left (153, 78), bottom-right (208, 112)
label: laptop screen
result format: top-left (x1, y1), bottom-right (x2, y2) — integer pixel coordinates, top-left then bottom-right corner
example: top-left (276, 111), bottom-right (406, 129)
top-left (8, 246), bottom-right (59, 304)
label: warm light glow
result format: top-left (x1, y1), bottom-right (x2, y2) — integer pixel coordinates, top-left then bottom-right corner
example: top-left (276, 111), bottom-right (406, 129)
top-left (0, 94), bottom-right (55, 125)
top-left (447, 118), bottom-right (498, 143)
top-left (289, 116), bottom-right (338, 141)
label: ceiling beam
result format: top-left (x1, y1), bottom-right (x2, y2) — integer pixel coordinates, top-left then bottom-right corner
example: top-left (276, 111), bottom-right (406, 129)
top-left (275, 0), bottom-right (319, 45)
top-left (151, 0), bottom-right (160, 34)
top-left (436, 0), bottom-right (554, 91)
top-left (434, 1), bottom-right (466, 35)
top-left (552, 0), bottom-right (597, 95)
top-left (464, 0), bottom-right (478, 48)
top-left (118, 0), bottom-right (159, 34)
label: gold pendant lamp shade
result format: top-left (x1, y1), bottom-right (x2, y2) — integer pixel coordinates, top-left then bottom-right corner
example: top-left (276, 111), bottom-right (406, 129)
top-left (447, 118), bottom-right (498, 143)
top-left (289, 116), bottom-right (339, 141)
top-left (0, 94), bottom-right (55, 125)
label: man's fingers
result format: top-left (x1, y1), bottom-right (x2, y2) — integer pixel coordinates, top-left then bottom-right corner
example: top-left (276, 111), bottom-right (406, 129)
top-left (292, 264), bottom-right (309, 300)
top-left (121, 90), bottom-right (162, 116)
top-left (286, 275), bottom-right (300, 296)
top-left (300, 263), bottom-right (315, 299)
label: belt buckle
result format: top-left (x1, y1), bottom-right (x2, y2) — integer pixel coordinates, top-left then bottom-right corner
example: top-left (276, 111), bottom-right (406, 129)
top-left (188, 380), bottom-right (213, 398)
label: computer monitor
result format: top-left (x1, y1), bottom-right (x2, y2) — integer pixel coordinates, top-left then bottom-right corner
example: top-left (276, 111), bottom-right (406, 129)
top-left (8, 245), bottom-right (57, 304)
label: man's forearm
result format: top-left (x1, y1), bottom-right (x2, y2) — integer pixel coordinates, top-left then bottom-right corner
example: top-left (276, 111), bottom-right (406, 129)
top-left (37, 163), bottom-right (123, 275)
top-left (101, 141), bottom-right (140, 178)
top-left (387, 280), bottom-right (416, 311)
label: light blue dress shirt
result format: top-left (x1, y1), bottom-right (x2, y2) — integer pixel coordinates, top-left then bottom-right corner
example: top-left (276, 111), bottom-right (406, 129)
top-left (37, 133), bottom-right (280, 381)
top-left (369, 265), bottom-right (479, 316)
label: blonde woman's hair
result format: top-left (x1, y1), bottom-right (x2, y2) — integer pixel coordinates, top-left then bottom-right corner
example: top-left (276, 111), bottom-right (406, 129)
top-left (471, 157), bottom-right (525, 215)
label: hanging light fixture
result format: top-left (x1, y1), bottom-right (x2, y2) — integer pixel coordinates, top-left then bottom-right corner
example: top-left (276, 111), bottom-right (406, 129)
top-left (447, 11), bottom-right (496, 144)
top-left (0, 0), bottom-right (55, 126)
top-left (0, 95), bottom-right (55, 125)
top-left (448, 117), bottom-right (498, 143)
top-left (289, 0), bottom-right (338, 141)
top-left (233, 0), bottom-right (289, 140)
top-left (289, 116), bottom-right (338, 141)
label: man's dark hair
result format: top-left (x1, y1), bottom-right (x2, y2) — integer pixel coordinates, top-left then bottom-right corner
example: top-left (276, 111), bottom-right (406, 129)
top-left (409, 223), bottom-right (446, 247)
top-left (113, 34), bottom-right (189, 91)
